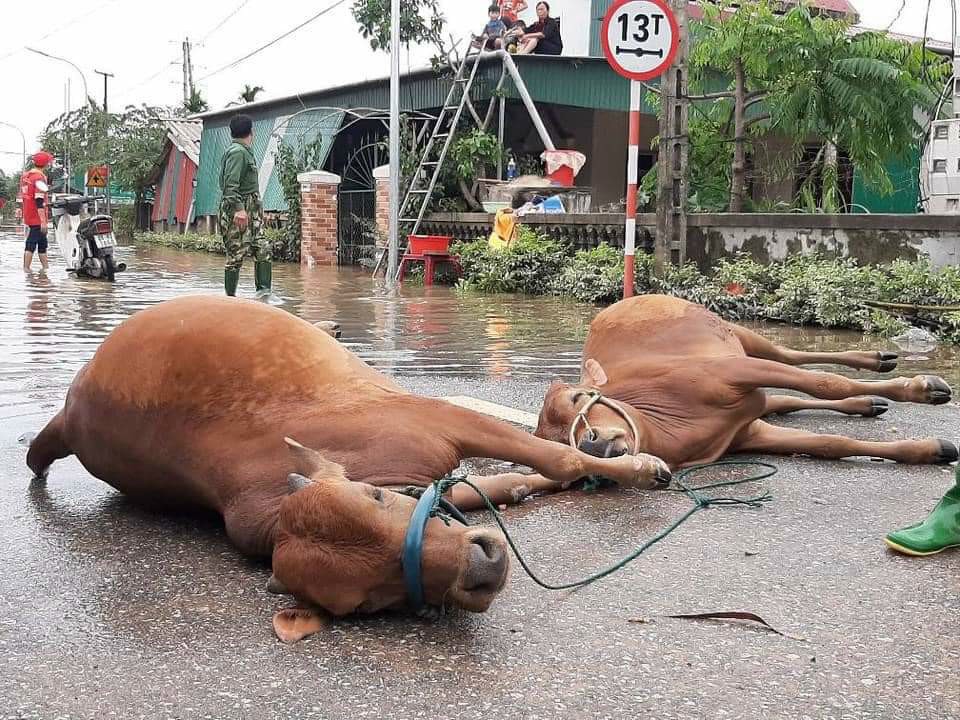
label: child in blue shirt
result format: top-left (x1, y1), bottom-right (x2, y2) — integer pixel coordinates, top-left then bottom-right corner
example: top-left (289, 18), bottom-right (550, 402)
top-left (478, 4), bottom-right (507, 50)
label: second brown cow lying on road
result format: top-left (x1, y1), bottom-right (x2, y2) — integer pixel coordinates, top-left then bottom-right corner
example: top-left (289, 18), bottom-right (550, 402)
top-left (535, 295), bottom-right (957, 468)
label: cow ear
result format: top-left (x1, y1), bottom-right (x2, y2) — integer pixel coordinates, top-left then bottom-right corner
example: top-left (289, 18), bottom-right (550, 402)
top-left (582, 359), bottom-right (609, 388)
top-left (272, 606), bottom-right (329, 644)
top-left (284, 437), bottom-right (348, 482)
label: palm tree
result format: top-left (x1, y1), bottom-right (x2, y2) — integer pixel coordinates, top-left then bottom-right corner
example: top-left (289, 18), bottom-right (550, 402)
top-left (239, 85), bottom-right (264, 104)
top-left (184, 89), bottom-right (208, 115)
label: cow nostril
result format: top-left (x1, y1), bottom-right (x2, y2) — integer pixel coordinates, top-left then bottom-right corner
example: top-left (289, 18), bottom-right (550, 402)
top-left (470, 535), bottom-right (499, 561)
top-left (586, 429), bottom-right (599, 442)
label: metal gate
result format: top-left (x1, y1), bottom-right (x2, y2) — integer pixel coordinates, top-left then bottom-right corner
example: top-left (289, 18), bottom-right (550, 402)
top-left (338, 139), bottom-right (384, 266)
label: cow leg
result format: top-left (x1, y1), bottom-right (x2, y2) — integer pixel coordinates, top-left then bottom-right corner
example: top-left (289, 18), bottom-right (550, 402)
top-left (728, 323), bottom-right (898, 372)
top-left (451, 409), bottom-right (670, 489)
top-left (723, 357), bottom-right (952, 406)
top-left (732, 420), bottom-right (957, 465)
top-left (25, 410), bottom-right (71, 479)
top-left (763, 394), bottom-right (890, 418)
top-left (446, 473), bottom-right (562, 511)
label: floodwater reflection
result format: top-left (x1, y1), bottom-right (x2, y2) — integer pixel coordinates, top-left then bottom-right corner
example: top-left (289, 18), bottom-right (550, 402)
top-left (1, 234), bottom-right (958, 432)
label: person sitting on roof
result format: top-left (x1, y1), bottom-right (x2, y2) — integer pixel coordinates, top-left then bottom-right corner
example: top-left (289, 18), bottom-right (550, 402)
top-left (499, 0), bottom-right (527, 25)
top-left (475, 4), bottom-right (507, 50)
top-left (517, 1), bottom-right (563, 56)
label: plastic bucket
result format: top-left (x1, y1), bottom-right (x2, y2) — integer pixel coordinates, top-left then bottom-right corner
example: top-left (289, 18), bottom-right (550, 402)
top-left (548, 165), bottom-right (575, 187)
top-left (408, 235), bottom-right (452, 254)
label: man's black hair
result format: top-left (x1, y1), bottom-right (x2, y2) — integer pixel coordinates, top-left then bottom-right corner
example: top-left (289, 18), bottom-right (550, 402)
top-left (230, 114), bottom-right (254, 139)
top-left (488, 3), bottom-right (501, 13)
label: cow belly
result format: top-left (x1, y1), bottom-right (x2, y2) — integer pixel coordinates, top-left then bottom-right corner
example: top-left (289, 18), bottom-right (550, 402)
top-left (584, 295), bottom-right (743, 363)
top-left (64, 384), bottom-right (221, 511)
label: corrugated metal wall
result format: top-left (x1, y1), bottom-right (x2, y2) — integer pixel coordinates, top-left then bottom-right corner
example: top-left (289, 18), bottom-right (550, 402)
top-left (852, 149), bottom-right (921, 214)
top-left (152, 146), bottom-right (198, 225)
top-left (195, 109), bottom-right (346, 216)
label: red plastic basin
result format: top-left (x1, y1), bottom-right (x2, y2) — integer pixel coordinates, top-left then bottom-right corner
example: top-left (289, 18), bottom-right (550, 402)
top-left (408, 234), bottom-right (452, 254)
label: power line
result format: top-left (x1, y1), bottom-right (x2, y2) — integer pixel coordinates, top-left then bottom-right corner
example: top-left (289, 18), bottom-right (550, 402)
top-left (196, 0), bottom-right (350, 82)
top-left (202, 0), bottom-right (255, 42)
top-left (884, 0), bottom-right (908, 32)
top-left (0, 0), bottom-right (121, 62)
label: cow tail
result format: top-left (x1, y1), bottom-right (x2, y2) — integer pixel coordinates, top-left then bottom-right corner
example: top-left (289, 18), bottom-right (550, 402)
top-left (26, 410), bottom-right (71, 479)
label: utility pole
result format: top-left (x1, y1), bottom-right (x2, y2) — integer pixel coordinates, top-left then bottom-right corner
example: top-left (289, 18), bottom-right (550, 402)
top-left (94, 69), bottom-right (114, 213)
top-left (182, 38), bottom-right (193, 103)
top-left (94, 69), bottom-right (113, 113)
top-left (654, 0), bottom-right (689, 272)
top-left (386, 0), bottom-right (401, 286)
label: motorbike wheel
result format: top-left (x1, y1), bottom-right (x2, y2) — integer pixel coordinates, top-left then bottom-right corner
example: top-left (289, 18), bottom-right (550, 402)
top-left (104, 254), bottom-right (117, 282)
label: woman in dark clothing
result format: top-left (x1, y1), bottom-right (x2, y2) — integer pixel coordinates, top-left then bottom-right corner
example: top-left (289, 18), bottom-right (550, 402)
top-left (518, 1), bottom-right (563, 56)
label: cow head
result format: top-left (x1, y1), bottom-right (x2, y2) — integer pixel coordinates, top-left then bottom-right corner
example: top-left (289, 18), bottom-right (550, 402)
top-left (536, 360), bottom-right (669, 487)
top-left (269, 438), bottom-right (509, 642)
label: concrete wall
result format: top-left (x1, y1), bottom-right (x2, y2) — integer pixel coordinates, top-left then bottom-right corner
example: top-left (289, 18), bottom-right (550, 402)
top-left (681, 214), bottom-right (960, 269)
top-left (421, 211), bottom-right (960, 269)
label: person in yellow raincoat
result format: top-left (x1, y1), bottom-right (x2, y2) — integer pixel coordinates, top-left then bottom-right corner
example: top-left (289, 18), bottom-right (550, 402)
top-left (488, 208), bottom-right (518, 250)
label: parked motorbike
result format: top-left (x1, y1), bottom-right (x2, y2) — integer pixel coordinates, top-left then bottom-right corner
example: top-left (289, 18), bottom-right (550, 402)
top-left (51, 195), bottom-right (126, 281)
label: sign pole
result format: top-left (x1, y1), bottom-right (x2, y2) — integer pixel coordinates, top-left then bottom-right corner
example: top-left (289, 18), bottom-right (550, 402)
top-left (624, 80), bottom-right (642, 299)
top-left (601, 0), bottom-right (680, 297)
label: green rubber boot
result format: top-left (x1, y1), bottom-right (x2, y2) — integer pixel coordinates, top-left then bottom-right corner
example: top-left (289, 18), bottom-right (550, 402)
top-left (224, 268), bottom-right (240, 297)
top-left (885, 474), bottom-right (960, 556)
top-left (254, 261), bottom-right (284, 305)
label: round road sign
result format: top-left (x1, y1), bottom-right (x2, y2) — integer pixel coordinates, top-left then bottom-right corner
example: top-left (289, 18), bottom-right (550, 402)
top-left (601, 0), bottom-right (679, 82)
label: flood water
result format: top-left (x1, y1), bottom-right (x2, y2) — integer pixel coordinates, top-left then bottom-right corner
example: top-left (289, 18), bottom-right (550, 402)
top-left (2, 235), bottom-right (959, 431)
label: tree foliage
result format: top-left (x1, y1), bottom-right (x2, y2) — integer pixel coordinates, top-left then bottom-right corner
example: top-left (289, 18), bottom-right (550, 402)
top-left (351, 0), bottom-right (447, 54)
top-left (239, 85), bottom-right (265, 103)
top-left (663, 0), bottom-right (950, 212)
top-left (184, 89), bottom-right (209, 114)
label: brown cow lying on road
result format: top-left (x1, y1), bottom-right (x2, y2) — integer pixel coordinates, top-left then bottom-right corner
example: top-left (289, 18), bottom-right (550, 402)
top-left (536, 295), bottom-right (957, 468)
top-left (26, 296), bottom-right (670, 642)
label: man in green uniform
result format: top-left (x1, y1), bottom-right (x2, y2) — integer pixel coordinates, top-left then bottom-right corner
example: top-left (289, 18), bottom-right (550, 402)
top-left (219, 114), bottom-right (279, 302)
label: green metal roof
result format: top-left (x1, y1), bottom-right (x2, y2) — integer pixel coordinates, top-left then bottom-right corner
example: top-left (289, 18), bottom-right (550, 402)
top-left (194, 57), bottom-right (653, 217)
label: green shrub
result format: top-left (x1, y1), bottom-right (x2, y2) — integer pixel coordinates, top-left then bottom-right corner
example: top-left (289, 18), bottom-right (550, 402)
top-left (112, 206), bottom-right (137, 240)
top-left (137, 231), bottom-right (224, 254)
top-left (453, 226), bottom-right (960, 344)
top-left (453, 226), bottom-right (568, 295)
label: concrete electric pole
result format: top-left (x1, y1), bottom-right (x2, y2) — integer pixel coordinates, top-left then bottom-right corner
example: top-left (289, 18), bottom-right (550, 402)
top-left (94, 69), bottom-right (114, 113)
top-left (182, 38), bottom-right (194, 104)
top-left (654, 0), bottom-right (689, 273)
top-left (387, 0), bottom-right (401, 286)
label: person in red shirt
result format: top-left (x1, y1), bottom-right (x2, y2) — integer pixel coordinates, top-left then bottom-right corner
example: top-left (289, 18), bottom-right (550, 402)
top-left (499, 0), bottom-right (527, 24)
top-left (20, 151), bottom-right (53, 272)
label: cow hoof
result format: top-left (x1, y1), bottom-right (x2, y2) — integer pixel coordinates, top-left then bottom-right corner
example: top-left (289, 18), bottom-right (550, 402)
top-left (866, 397), bottom-right (890, 417)
top-left (935, 440), bottom-right (959, 464)
top-left (18, 431), bottom-right (37, 447)
top-left (877, 352), bottom-right (898, 373)
top-left (922, 376), bottom-right (952, 405)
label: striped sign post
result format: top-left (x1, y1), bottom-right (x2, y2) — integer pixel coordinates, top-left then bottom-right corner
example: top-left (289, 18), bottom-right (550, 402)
top-left (624, 80), bottom-right (643, 298)
top-left (601, 0), bottom-right (679, 299)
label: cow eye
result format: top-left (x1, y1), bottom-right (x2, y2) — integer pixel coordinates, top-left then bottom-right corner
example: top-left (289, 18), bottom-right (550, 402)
top-left (370, 487), bottom-right (384, 503)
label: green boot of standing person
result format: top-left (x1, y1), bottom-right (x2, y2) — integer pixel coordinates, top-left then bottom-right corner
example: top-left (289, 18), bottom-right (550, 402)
top-left (885, 468), bottom-right (960, 556)
top-left (224, 268), bottom-right (240, 297)
top-left (254, 259), bottom-right (283, 305)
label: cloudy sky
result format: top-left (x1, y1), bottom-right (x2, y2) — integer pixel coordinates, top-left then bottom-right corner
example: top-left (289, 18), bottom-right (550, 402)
top-left (0, 0), bottom-right (955, 172)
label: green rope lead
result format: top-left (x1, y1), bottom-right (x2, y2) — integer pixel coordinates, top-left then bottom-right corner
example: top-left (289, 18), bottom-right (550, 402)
top-left (437, 460), bottom-right (778, 592)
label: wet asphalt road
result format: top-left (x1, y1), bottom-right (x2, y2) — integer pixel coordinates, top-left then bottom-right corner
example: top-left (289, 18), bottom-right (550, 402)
top-left (1, 239), bottom-right (958, 719)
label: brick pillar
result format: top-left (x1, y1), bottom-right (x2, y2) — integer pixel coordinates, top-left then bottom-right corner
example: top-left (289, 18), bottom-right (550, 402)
top-left (373, 164), bottom-right (390, 255)
top-left (298, 170), bottom-right (342, 267)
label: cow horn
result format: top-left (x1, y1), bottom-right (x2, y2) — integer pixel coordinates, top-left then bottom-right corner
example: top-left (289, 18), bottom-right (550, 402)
top-left (288, 473), bottom-right (314, 493)
top-left (266, 575), bottom-right (291, 595)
